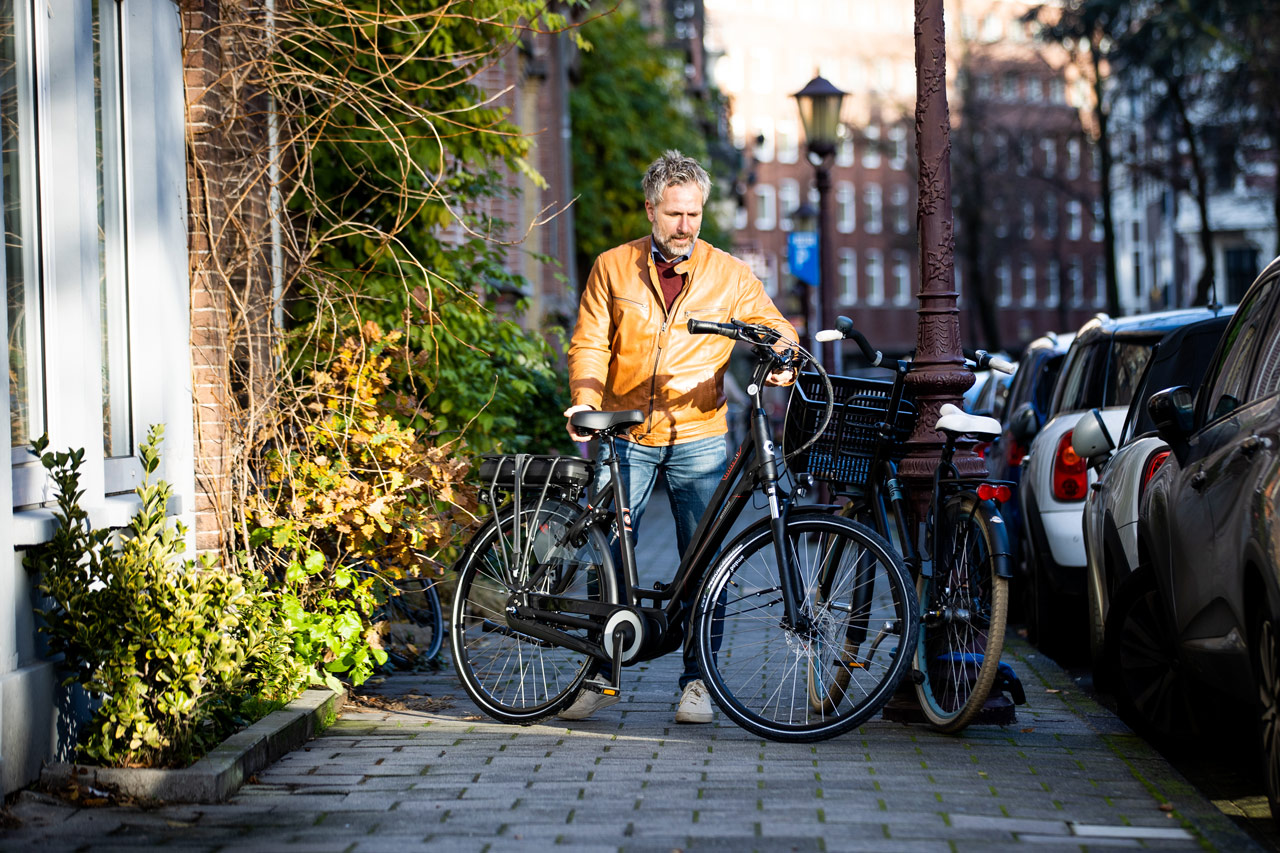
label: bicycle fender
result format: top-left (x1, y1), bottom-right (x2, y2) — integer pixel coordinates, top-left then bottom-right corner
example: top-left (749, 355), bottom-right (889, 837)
top-left (980, 501), bottom-right (1015, 580)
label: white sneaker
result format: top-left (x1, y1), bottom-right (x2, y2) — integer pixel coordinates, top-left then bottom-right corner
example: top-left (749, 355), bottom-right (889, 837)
top-left (675, 679), bottom-right (713, 724)
top-left (557, 676), bottom-right (620, 720)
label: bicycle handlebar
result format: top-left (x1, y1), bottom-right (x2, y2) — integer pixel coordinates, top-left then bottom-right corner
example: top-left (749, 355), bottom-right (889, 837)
top-left (814, 316), bottom-right (883, 366)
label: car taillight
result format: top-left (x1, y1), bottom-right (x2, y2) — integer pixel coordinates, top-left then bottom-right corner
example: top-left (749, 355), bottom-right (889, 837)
top-left (974, 441), bottom-right (992, 459)
top-left (1052, 430), bottom-right (1087, 502)
top-left (1139, 450), bottom-right (1171, 498)
top-left (1005, 439), bottom-right (1027, 468)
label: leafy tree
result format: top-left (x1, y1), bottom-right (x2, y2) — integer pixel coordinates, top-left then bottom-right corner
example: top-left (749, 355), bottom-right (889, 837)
top-left (569, 1), bottom-right (728, 285)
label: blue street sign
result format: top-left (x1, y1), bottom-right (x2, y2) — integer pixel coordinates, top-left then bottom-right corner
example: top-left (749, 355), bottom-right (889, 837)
top-left (788, 231), bottom-right (819, 286)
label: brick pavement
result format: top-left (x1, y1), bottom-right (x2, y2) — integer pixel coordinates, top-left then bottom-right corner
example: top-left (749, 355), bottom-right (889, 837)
top-left (3, 489), bottom-right (1264, 852)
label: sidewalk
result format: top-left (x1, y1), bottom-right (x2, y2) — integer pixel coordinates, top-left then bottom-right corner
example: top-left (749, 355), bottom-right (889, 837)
top-left (4, 491), bottom-right (1265, 852)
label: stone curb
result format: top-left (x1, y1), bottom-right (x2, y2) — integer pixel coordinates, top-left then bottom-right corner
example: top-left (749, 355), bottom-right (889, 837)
top-left (38, 687), bottom-right (345, 804)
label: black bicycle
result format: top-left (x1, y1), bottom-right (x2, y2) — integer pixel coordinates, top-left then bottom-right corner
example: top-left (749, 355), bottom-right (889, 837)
top-left (449, 319), bottom-right (919, 742)
top-left (786, 317), bottom-right (1016, 732)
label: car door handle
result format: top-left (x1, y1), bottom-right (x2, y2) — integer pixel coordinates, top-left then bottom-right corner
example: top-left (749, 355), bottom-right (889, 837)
top-left (1190, 471), bottom-right (1207, 491)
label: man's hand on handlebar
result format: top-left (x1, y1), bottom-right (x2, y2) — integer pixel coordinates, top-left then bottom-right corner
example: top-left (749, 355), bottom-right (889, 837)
top-left (563, 404), bottom-right (595, 443)
top-left (766, 366), bottom-right (796, 386)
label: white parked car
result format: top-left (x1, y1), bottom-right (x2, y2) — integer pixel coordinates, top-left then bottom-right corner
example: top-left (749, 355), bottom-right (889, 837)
top-left (1071, 312), bottom-right (1234, 675)
top-left (1018, 306), bottom-right (1233, 660)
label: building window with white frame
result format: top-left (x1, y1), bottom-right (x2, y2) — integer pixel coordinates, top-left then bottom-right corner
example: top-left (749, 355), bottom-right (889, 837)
top-left (1091, 200), bottom-right (1104, 241)
top-left (994, 132), bottom-right (1009, 172)
top-left (1020, 199), bottom-right (1035, 240)
top-left (1049, 77), bottom-right (1065, 104)
top-left (1069, 255), bottom-right (1084, 307)
top-left (865, 249), bottom-right (884, 305)
top-left (1001, 72), bottom-right (1018, 101)
top-left (1045, 259), bottom-right (1061, 307)
top-left (888, 125), bottom-right (907, 170)
top-left (863, 183), bottom-right (882, 233)
top-left (838, 247), bottom-right (857, 305)
top-left (1027, 77), bottom-right (1044, 103)
top-left (753, 183), bottom-right (776, 231)
top-left (1066, 199), bottom-right (1083, 240)
top-left (1094, 256), bottom-right (1107, 308)
top-left (1066, 137), bottom-right (1081, 179)
top-left (752, 117), bottom-right (774, 163)
top-left (4, 0), bottom-right (44, 462)
top-left (1017, 137), bottom-right (1032, 175)
top-left (976, 73), bottom-right (992, 99)
top-left (1088, 142), bottom-right (1101, 180)
top-left (777, 119), bottom-right (799, 164)
top-left (779, 178), bottom-right (800, 231)
top-left (892, 250), bottom-right (911, 306)
top-left (730, 114), bottom-right (746, 150)
top-left (836, 181), bottom-right (855, 233)
top-left (862, 124), bottom-right (881, 169)
top-left (1021, 257), bottom-right (1036, 306)
top-left (996, 258), bottom-right (1013, 306)
top-left (993, 197), bottom-right (1007, 239)
top-left (836, 131), bottom-right (854, 167)
top-left (734, 201), bottom-right (748, 230)
top-left (1043, 192), bottom-right (1058, 238)
top-left (892, 184), bottom-right (909, 234)
top-left (1040, 137), bottom-right (1056, 177)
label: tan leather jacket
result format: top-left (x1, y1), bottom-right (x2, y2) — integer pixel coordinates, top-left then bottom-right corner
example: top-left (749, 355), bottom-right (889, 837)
top-left (568, 237), bottom-right (798, 446)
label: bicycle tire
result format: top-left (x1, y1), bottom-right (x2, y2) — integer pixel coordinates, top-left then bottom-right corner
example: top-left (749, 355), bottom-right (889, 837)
top-left (694, 513), bottom-right (917, 742)
top-left (914, 492), bottom-right (1009, 732)
top-left (379, 574), bottom-right (444, 668)
top-left (450, 498), bottom-right (618, 724)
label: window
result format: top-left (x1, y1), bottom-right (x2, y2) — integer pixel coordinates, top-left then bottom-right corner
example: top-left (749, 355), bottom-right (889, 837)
top-left (1020, 200), bottom-right (1035, 240)
top-left (1001, 73), bottom-right (1019, 102)
top-left (730, 114), bottom-right (747, 150)
top-left (838, 247), bottom-right (857, 305)
top-left (863, 183), bottom-right (882, 233)
top-left (734, 202), bottom-right (748, 230)
top-left (1027, 77), bottom-right (1044, 103)
top-left (1089, 142), bottom-right (1101, 181)
top-left (976, 73), bottom-right (993, 100)
top-left (892, 250), bottom-right (911, 306)
top-left (1039, 259), bottom-right (1059, 308)
top-left (836, 181), bottom-right (855, 233)
top-left (752, 117), bottom-right (774, 162)
top-left (891, 185), bottom-right (909, 234)
top-left (1043, 192), bottom-right (1058, 238)
top-left (1066, 199), bottom-right (1083, 240)
top-left (779, 179), bottom-right (800, 231)
top-left (862, 124), bottom-right (881, 169)
top-left (1094, 256), bottom-right (1107, 308)
top-left (1016, 137), bottom-right (1032, 176)
top-left (994, 133), bottom-right (1008, 172)
top-left (1091, 200), bottom-right (1104, 242)
top-left (1021, 258), bottom-right (1036, 306)
top-left (753, 183), bottom-right (776, 230)
top-left (865, 249), bottom-right (884, 305)
top-left (1069, 256), bottom-right (1084, 307)
top-left (1049, 78), bottom-right (1066, 104)
top-left (1202, 277), bottom-right (1276, 420)
top-left (777, 119), bottom-right (799, 164)
top-left (1066, 138), bottom-right (1081, 179)
top-left (888, 125), bottom-right (907, 170)
top-left (4, 0), bottom-right (43, 462)
top-left (836, 131), bottom-right (854, 167)
top-left (993, 197), bottom-right (1007, 239)
top-left (996, 258), bottom-right (1012, 306)
top-left (1041, 138), bottom-right (1056, 177)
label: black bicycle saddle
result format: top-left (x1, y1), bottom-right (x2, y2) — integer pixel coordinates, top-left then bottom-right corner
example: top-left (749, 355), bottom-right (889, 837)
top-left (570, 409), bottom-right (644, 433)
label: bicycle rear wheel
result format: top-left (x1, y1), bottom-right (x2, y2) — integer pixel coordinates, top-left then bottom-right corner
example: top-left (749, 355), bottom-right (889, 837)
top-left (915, 492), bottom-right (1009, 732)
top-left (694, 513), bottom-right (917, 742)
top-left (450, 498), bottom-right (617, 724)
top-left (379, 574), bottom-right (444, 669)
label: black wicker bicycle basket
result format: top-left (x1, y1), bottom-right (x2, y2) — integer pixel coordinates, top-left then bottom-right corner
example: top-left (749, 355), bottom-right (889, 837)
top-left (477, 454), bottom-right (594, 494)
top-left (783, 372), bottom-right (918, 487)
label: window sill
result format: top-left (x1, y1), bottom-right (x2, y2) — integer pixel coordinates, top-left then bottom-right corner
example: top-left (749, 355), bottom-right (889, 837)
top-left (13, 493), bottom-right (183, 548)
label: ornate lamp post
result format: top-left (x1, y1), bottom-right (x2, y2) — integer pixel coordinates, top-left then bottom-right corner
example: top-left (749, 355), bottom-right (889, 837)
top-left (793, 75), bottom-right (846, 369)
top-left (902, 0), bottom-right (985, 508)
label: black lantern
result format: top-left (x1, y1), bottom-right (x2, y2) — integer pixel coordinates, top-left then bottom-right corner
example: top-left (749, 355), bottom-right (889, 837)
top-left (793, 75), bottom-right (847, 159)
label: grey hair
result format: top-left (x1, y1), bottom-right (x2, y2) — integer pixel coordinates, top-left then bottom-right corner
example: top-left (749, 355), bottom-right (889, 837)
top-left (642, 150), bottom-right (712, 207)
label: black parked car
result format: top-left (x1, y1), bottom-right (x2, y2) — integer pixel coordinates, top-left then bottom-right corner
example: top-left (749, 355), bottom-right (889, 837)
top-left (1111, 256), bottom-right (1280, 817)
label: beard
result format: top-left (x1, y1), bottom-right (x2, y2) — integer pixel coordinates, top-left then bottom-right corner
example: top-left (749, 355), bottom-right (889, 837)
top-left (653, 227), bottom-right (699, 261)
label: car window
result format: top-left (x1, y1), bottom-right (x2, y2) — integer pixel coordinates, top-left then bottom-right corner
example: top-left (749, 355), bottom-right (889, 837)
top-left (1054, 341), bottom-right (1106, 414)
top-left (1106, 340), bottom-right (1153, 408)
top-left (1123, 317), bottom-right (1232, 441)
top-left (1202, 276), bottom-right (1276, 421)
top-left (1033, 354), bottom-right (1064, 416)
top-left (1251, 293), bottom-right (1280, 399)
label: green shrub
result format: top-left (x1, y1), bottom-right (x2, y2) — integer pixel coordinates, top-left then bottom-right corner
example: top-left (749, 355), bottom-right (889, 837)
top-left (29, 427), bottom-right (271, 768)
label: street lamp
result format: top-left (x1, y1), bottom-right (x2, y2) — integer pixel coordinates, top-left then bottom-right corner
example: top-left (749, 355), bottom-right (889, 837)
top-left (793, 74), bottom-right (846, 370)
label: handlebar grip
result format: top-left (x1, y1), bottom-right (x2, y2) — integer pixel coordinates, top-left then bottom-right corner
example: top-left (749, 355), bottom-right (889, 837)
top-left (833, 316), bottom-right (883, 366)
top-left (974, 349), bottom-right (1016, 375)
top-left (687, 318), bottom-right (738, 337)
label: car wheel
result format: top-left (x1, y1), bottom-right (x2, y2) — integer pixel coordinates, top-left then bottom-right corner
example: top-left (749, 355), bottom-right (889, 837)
top-left (1103, 567), bottom-right (1198, 743)
top-left (1250, 606), bottom-right (1280, 821)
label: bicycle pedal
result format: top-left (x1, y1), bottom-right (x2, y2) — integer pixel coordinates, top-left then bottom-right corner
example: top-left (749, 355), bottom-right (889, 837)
top-left (583, 680), bottom-right (620, 697)
top-left (838, 660), bottom-right (866, 670)
top-left (909, 669), bottom-right (925, 685)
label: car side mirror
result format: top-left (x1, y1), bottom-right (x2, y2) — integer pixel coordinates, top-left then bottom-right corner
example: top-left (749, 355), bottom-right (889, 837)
top-left (1009, 402), bottom-right (1040, 444)
top-left (1147, 385), bottom-right (1195, 464)
top-left (1071, 408), bottom-right (1114, 469)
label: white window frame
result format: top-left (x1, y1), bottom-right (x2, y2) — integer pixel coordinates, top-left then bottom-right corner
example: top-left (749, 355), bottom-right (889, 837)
top-left (996, 258), bottom-right (1012, 307)
top-left (861, 124), bottom-right (881, 169)
top-left (888, 125), bottom-right (907, 170)
top-left (1020, 199), bottom-right (1035, 240)
top-left (837, 247), bottom-right (857, 306)
top-left (1066, 138), bottom-right (1081, 179)
top-left (836, 181), bottom-right (855, 233)
top-left (1041, 137), bottom-right (1056, 177)
top-left (1066, 199), bottom-right (1083, 240)
top-left (865, 249), bottom-right (884, 306)
top-left (777, 119), bottom-right (799, 164)
top-left (753, 183), bottom-right (776, 231)
top-left (892, 184), bottom-right (909, 234)
top-left (778, 178), bottom-right (800, 231)
top-left (1069, 256), bottom-right (1084, 307)
top-left (1046, 259), bottom-right (1061, 308)
top-left (891, 250), bottom-right (911, 306)
top-left (863, 182), bottom-right (882, 234)
top-left (1091, 200), bottom-right (1104, 242)
top-left (1021, 258), bottom-right (1037, 307)
top-left (752, 117), bottom-right (774, 163)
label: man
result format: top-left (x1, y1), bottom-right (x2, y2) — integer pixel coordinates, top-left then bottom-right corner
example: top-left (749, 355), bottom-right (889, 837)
top-left (561, 150), bottom-right (797, 723)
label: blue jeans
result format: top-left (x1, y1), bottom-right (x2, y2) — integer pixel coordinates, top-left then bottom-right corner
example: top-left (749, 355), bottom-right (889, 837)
top-left (595, 434), bottom-right (728, 688)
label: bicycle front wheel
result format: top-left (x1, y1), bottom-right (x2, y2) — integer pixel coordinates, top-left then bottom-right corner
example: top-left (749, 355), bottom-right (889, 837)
top-left (915, 492), bottom-right (1009, 732)
top-left (380, 574), bottom-right (444, 668)
top-left (450, 498), bottom-right (617, 724)
top-left (694, 513), bottom-right (917, 742)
